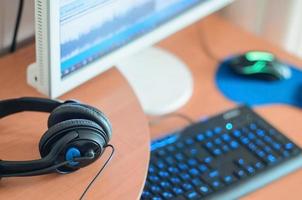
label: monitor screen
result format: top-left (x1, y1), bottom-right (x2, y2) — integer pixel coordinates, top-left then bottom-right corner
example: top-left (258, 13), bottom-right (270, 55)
top-left (59, 0), bottom-right (205, 78)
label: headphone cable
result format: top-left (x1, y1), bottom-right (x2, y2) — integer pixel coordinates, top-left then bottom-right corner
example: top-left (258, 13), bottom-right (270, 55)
top-left (149, 112), bottom-right (196, 127)
top-left (79, 144), bottom-right (115, 200)
top-left (0, 155), bottom-right (95, 178)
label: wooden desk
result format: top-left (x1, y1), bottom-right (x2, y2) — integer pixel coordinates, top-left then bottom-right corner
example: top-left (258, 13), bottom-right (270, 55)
top-left (151, 14), bottom-right (302, 199)
top-left (0, 47), bottom-right (150, 199)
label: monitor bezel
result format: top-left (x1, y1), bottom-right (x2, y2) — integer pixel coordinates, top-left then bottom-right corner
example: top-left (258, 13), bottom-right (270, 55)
top-left (45, 0), bottom-right (233, 98)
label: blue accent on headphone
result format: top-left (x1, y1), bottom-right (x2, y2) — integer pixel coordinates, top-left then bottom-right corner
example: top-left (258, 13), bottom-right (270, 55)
top-left (65, 147), bottom-right (81, 166)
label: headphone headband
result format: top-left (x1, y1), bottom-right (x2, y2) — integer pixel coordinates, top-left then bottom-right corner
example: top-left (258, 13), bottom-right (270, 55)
top-left (0, 97), bottom-right (64, 118)
top-left (0, 97), bottom-right (112, 181)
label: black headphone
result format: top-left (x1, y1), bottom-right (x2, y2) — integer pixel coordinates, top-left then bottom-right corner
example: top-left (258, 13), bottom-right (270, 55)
top-left (0, 97), bottom-right (112, 178)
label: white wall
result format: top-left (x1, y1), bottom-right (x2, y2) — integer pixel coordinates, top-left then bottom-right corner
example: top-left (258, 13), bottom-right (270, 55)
top-left (222, 0), bottom-right (302, 57)
top-left (0, 0), bottom-right (35, 54)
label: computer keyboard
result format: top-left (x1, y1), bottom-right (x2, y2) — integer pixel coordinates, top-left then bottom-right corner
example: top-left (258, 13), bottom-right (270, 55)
top-left (141, 106), bottom-right (302, 200)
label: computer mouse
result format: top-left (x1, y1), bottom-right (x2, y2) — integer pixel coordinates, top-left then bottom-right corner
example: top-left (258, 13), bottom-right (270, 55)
top-left (227, 51), bottom-right (292, 81)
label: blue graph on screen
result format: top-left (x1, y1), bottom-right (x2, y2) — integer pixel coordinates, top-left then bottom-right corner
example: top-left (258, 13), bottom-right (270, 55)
top-left (60, 0), bottom-right (204, 77)
top-left (60, 1), bottom-right (155, 60)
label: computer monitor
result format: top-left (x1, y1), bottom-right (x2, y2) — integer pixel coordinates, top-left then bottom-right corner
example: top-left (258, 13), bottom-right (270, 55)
top-left (27, 0), bottom-right (233, 115)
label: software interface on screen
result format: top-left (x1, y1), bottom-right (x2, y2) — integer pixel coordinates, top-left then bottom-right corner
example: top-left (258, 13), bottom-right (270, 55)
top-left (60, 0), bottom-right (205, 77)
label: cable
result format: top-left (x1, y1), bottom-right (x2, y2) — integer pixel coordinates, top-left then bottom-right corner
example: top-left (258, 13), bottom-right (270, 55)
top-left (149, 113), bottom-right (195, 127)
top-left (10, 0), bottom-right (24, 53)
top-left (195, 23), bottom-right (221, 62)
top-left (79, 144), bottom-right (115, 200)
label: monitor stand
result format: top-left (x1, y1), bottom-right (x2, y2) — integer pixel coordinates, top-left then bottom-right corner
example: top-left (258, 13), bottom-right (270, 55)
top-left (116, 47), bottom-right (193, 116)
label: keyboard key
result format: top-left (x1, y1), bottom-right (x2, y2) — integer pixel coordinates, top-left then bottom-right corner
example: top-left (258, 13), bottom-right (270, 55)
top-left (235, 170), bottom-right (246, 179)
top-left (214, 138), bottom-right (223, 145)
top-left (156, 161), bottom-right (165, 169)
top-left (199, 185), bottom-right (212, 195)
top-left (180, 173), bottom-right (191, 181)
top-left (167, 145), bottom-right (176, 152)
top-left (150, 185), bottom-right (161, 193)
top-left (188, 158), bottom-right (198, 166)
top-left (159, 171), bottom-right (169, 178)
top-left (266, 154), bottom-right (277, 164)
top-left (198, 164), bottom-right (208, 172)
top-left (178, 163), bottom-right (188, 170)
top-left (256, 150), bottom-right (266, 158)
top-left (210, 180), bottom-right (224, 190)
top-left (285, 143), bottom-right (294, 150)
top-left (230, 141), bottom-right (239, 149)
top-left (176, 142), bottom-right (185, 149)
top-left (188, 147), bottom-right (198, 155)
top-left (149, 175), bottom-right (160, 183)
top-left (151, 197), bottom-right (162, 200)
top-left (189, 168), bottom-right (199, 176)
top-left (191, 178), bottom-right (203, 187)
top-left (206, 130), bottom-right (214, 138)
top-left (205, 142), bottom-right (214, 149)
top-left (214, 127), bottom-right (222, 134)
top-left (213, 148), bottom-right (222, 156)
top-left (248, 143), bottom-right (257, 151)
top-left (241, 137), bottom-right (250, 144)
top-left (168, 167), bottom-right (179, 174)
top-left (141, 191), bottom-right (151, 199)
top-left (185, 191), bottom-right (200, 199)
top-left (204, 157), bottom-right (213, 164)
top-left (248, 132), bottom-right (256, 140)
top-left (175, 153), bottom-right (185, 161)
top-left (171, 177), bottom-right (181, 184)
top-left (223, 175), bottom-right (236, 184)
top-left (162, 192), bottom-right (174, 198)
top-left (272, 143), bottom-right (281, 151)
top-left (245, 165), bottom-right (255, 174)
top-left (233, 130), bottom-right (242, 137)
top-left (196, 134), bottom-right (205, 142)
top-left (256, 129), bottom-right (265, 137)
top-left (236, 158), bottom-right (245, 166)
top-left (250, 123), bottom-right (257, 130)
top-left (185, 138), bottom-right (194, 145)
top-left (157, 149), bottom-right (166, 157)
top-left (209, 170), bottom-right (219, 178)
top-left (148, 165), bottom-right (155, 173)
top-left (220, 144), bottom-right (229, 152)
top-left (165, 156), bottom-right (175, 165)
top-left (173, 187), bottom-right (184, 195)
top-left (182, 183), bottom-right (193, 191)
top-left (264, 146), bottom-right (273, 153)
top-left (160, 181), bottom-right (171, 189)
top-left (255, 162), bottom-right (264, 169)
top-left (222, 133), bottom-right (232, 141)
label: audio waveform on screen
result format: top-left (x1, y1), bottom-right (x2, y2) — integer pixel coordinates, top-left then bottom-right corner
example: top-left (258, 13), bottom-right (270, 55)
top-left (60, 0), bottom-right (155, 60)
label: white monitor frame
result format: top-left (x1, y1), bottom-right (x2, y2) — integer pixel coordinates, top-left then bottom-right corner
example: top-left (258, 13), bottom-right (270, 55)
top-left (28, 0), bottom-right (233, 98)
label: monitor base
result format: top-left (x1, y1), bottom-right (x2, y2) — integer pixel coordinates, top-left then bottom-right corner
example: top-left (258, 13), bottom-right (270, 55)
top-left (116, 47), bottom-right (193, 116)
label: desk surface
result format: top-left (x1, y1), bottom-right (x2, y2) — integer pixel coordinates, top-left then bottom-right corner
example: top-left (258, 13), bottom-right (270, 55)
top-left (1, 14), bottom-right (302, 200)
top-left (0, 46), bottom-right (150, 199)
top-left (152, 14), bottom-right (302, 199)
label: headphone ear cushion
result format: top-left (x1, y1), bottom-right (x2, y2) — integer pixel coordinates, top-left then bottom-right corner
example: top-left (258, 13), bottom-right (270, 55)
top-left (48, 103), bottom-right (112, 140)
top-left (39, 119), bottom-right (107, 157)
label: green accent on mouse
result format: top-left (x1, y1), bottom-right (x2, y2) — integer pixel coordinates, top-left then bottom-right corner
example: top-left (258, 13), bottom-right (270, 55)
top-left (242, 61), bottom-right (268, 74)
top-left (245, 52), bottom-right (274, 62)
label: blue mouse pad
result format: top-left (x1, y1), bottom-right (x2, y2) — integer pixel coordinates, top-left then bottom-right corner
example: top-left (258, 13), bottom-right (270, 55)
top-left (215, 59), bottom-right (302, 108)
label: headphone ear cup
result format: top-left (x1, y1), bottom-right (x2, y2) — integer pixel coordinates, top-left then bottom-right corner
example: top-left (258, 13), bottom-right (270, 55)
top-left (48, 103), bottom-right (112, 140)
top-left (39, 119), bottom-right (108, 158)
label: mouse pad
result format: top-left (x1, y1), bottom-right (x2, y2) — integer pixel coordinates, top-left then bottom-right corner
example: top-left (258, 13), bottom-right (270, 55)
top-left (215, 59), bottom-right (302, 108)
